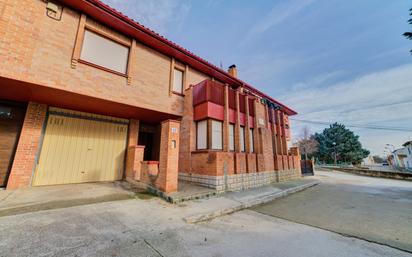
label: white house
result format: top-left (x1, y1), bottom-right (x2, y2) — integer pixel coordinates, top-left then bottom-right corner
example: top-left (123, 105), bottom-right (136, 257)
top-left (390, 141), bottom-right (412, 171)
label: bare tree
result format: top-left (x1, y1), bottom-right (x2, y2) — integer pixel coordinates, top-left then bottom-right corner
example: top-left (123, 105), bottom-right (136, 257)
top-left (297, 126), bottom-right (319, 160)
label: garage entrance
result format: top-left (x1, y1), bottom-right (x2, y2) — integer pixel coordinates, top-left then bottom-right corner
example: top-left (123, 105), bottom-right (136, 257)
top-left (32, 107), bottom-right (128, 186)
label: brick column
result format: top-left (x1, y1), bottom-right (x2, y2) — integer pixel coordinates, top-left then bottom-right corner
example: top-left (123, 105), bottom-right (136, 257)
top-left (280, 111), bottom-right (289, 170)
top-left (275, 110), bottom-right (284, 170)
top-left (7, 102), bottom-right (47, 190)
top-left (234, 90), bottom-right (241, 152)
top-left (223, 84), bottom-right (229, 152)
top-left (253, 99), bottom-right (260, 154)
top-left (125, 119), bottom-right (139, 179)
top-left (156, 120), bottom-right (180, 193)
top-left (270, 109), bottom-right (279, 170)
top-left (244, 95), bottom-right (250, 153)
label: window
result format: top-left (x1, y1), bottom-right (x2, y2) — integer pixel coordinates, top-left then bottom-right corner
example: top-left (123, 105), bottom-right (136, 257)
top-left (249, 128), bottom-right (254, 153)
top-left (80, 30), bottom-right (129, 74)
top-left (211, 120), bottom-right (223, 150)
top-left (240, 126), bottom-right (245, 152)
top-left (173, 68), bottom-right (184, 94)
top-left (197, 120), bottom-right (207, 150)
top-left (229, 124), bottom-right (235, 151)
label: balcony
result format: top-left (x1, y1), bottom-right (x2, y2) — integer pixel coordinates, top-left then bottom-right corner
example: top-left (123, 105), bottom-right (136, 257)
top-left (193, 80), bottom-right (225, 121)
top-left (192, 79), bottom-right (256, 127)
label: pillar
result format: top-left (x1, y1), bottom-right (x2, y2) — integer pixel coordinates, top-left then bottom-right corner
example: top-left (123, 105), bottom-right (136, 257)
top-left (125, 119), bottom-right (139, 179)
top-left (223, 84), bottom-right (229, 152)
top-left (244, 95), bottom-right (250, 153)
top-left (157, 119), bottom-right (180, 193)
top-left (7, 102), bottom-right (47, 189)
top-left (275, 110), bottom-right (284, 170)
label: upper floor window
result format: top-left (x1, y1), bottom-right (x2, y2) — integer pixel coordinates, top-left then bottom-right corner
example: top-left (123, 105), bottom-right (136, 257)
top-left (173, 68), bottom-right (184, 94)
top-left (80, 30), bottom-right (129, 75)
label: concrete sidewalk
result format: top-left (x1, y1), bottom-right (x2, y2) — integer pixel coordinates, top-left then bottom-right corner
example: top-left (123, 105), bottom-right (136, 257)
top-left (0, 178), bottom-right (319, 220)
top-left (0, 182), bottom-right (135, 217)
top-left (183, 178), bottom-right (319, 223)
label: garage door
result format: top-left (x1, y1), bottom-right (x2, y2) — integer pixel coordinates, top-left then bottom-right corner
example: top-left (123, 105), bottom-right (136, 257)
top-left (32, 107), bottom-right (128, 186)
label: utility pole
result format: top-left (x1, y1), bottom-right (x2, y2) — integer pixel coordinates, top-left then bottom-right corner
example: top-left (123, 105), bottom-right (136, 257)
top-left (333, 141), bottom-right (337, 165)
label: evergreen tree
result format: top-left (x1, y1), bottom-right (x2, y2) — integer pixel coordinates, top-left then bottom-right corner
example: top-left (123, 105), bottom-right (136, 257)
top-left (404, 8), bottom-right (412, 54)
top-left (313, 123), bottom-right (370, 165)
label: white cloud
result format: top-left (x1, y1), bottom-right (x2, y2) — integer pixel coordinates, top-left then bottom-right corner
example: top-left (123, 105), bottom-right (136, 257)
top-left (279, 64), bottom-right (412, 155)
top-left (240, 0), bottom-right (315, 46)
top-left (101, 0), bottom-right (191, 35)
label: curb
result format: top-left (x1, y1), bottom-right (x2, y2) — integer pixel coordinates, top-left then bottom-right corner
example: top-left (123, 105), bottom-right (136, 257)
top-left (183, 181), bottom-right (320, 224)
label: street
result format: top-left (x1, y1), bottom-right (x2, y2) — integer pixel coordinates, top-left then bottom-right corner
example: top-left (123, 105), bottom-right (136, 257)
top-left (0, 170), bottom-right (411, 257)
top-left (253, 170), bottom-right (412, 252)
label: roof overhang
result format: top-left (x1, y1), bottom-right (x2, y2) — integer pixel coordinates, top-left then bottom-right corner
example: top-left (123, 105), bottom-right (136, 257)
top-left (0, 76), bottom-right (179, 123)
top-left (57, 0), bottom-right (297, 116)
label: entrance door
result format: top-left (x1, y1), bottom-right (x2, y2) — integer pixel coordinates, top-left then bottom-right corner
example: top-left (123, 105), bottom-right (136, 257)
top-left (32, 107), bottom-right (128, 186)
top-left (0, 102), bottom-right (26, 187)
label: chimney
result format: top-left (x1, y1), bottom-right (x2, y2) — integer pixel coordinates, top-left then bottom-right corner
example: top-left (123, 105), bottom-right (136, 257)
top-left (228, 64), bottom-right (237, 78)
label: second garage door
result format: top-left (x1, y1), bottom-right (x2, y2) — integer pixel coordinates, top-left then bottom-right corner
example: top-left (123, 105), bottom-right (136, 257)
top-left (32, 107), bottom-right (128, 186)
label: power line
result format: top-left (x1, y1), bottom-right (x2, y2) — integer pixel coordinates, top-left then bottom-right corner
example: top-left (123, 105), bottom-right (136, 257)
top-left (290, 118), bottom-right (412, 132)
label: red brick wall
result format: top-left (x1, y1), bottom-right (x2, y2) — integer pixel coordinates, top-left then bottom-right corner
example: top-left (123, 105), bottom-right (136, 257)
top-left (0, 0), bottom-right (210, 118)
top-left (7, 102), bottom-right (47, 189)
top-left (246, 153), bottom-right (257, 173)
top-left (156, 120), bottom-right (180, 193)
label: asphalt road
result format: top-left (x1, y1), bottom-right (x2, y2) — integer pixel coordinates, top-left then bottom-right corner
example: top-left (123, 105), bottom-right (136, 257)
top-left (252, 170), bottom-right (412, 253)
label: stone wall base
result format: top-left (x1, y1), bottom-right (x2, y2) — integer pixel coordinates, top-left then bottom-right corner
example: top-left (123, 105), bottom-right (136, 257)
top-left (179, 169), bottom-right (301, 192)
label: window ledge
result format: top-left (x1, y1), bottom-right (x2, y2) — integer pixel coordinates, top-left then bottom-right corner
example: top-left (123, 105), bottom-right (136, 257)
top-left (78, 59), bottom-right (128, 78)
top-left (172, 91), bottom-right (185, 97)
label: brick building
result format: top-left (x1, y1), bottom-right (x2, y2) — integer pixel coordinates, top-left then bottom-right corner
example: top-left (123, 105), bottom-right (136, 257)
top-left (0, 0), bottom-right (301, 193)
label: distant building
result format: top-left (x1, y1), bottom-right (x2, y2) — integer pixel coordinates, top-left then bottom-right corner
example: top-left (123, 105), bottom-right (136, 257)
top-left (389, 141), bottom-right (412, 171)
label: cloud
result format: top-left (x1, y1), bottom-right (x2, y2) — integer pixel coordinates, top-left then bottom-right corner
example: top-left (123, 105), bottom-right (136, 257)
top-left (278, 64), bottom-right (412, 154)
top-left (240, 0), bottom-right (315, 46)
top-left (101, 0), bottom-right (191, 35)
top-left (290, 70), bottom-right (346, 91)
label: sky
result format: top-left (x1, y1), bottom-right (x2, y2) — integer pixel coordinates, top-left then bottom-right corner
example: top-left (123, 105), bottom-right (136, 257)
top-left (102, 0), bottom-right (412, 156)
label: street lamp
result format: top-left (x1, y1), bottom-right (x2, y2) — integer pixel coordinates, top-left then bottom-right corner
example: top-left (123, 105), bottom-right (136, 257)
top-left (332, 141), bottom-right (337, 166)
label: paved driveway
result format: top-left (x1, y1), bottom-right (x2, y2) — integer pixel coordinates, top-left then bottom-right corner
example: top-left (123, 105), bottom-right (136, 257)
top-left (252, 170), bottom-right (412, 253)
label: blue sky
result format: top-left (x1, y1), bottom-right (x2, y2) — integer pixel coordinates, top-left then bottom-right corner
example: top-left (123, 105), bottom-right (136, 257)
top-left (102, 0), bottom-right (412, 155)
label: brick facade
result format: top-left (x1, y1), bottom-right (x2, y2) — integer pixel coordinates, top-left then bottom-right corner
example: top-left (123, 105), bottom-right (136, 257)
top-left (6, 102), bottom-right (47, 189)
top-left (1, 0), bottom-right (300, 193)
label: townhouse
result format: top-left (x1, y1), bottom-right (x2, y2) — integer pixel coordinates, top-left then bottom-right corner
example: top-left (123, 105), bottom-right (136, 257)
top-left (0, 0), bottom-right (301, 194)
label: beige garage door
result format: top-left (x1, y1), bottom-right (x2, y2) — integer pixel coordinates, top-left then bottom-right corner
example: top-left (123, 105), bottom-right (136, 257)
top-left (32, 107), bottom-right (128, 186)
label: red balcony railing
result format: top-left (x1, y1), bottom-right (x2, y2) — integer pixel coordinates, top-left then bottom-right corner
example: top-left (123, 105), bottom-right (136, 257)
top-left (239, 94), bottom-right (246, 113)
top-left (248, 98), bottom-right (255, 117)
top-left (193, 80), bottom-right (224, 106)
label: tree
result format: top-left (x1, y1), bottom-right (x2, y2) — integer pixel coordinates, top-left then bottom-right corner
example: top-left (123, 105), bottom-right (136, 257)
top-left (403, 8), bottom-right (412, 54)
top-left (313, 123), bottom-right (370, 165)
top-left (297, 126), bottom-right (318, 160)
